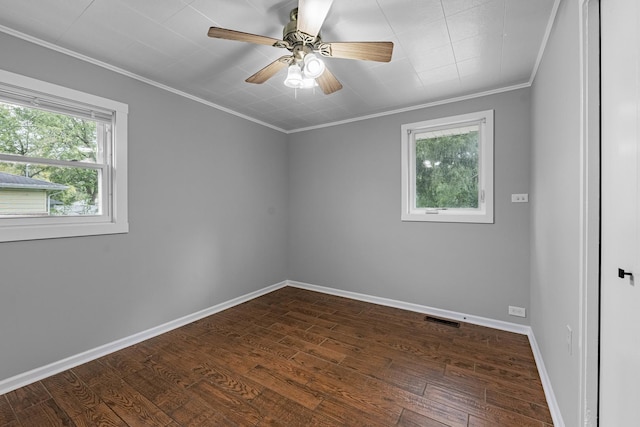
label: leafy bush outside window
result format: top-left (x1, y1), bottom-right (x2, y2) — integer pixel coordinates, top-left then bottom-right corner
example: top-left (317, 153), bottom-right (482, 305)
top-left (0, 103), bottom-right (104, 216)
top-left (415, 124), bottom-right (479, 209)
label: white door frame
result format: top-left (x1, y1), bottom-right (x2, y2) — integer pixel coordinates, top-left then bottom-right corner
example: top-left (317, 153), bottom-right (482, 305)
top-left (578, 0), bottom-right (600, 425)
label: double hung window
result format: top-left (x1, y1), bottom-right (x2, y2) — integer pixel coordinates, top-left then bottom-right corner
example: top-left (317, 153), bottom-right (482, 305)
top-left (0, 69), bottom-right (128, 241)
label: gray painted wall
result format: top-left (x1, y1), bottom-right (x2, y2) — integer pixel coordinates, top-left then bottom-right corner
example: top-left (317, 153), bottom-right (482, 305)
top-left (530, 0), bottom-right (581, 425)
top-left (1, 15), bottom-right (582, 425)
top-left (0, 32), bottom-right (289, 381)
top-left (288, 89), bottom-right (531, 323)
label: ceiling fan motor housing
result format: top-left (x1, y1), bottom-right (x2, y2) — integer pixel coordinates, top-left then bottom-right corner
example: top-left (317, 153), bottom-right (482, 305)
top-left (283, 8), bottom-right (299, 39)
top-left (283, 8), bottom-right (324, 56)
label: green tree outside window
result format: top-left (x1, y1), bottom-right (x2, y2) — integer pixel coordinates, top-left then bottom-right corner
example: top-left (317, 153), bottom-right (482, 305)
top-left (0, 103), bottom-right (100, 214)
top-left (414, 129), bottom-right (479, 209)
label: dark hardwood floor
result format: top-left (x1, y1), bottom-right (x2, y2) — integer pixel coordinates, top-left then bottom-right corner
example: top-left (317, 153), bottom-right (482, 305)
top-left (0, 287), bottom-right (553, 426)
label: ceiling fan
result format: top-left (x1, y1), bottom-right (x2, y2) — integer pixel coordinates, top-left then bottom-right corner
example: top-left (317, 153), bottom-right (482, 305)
top-left (207, 0), bottom-right (393, 95)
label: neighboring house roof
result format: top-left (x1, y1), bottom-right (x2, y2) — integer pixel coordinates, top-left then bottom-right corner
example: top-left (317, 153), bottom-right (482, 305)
top-left (0, 171), bottom-right (67, 191)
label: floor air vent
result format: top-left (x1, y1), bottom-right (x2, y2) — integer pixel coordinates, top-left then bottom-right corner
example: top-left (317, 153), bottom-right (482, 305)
top-left (424, 315), bottom-right (460, 328)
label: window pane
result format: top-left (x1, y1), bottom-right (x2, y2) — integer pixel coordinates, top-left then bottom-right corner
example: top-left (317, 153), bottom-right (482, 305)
top-left (414, 125), bottom-right (479, 209)
top-left (0, 162), bottom-right (101, 216)
top-left (0, 101), bottom-right (99, 163)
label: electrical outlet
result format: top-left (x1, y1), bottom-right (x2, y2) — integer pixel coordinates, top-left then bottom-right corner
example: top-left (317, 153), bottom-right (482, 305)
top-left (567, 325), bottom-right (573, 355)
top-left (511, 193), bottom-right (529, 203)
top-left (508, 306), bottom-right (526, 317)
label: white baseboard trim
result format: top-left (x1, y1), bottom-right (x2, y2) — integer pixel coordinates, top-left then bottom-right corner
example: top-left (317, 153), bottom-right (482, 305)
top-left (286, 280), bottom-right (564, 427)
top-left (527, 330), bottom-right (565, 427)
top-left (0, 279), bottom-right (564, 427)
top-left (286, 280), bottom-right (531, 335)
top-left (0, 281), bottom-right (288, 395)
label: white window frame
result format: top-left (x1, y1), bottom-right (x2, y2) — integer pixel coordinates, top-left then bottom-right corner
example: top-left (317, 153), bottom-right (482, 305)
top-left (0, 69), bottom-right (128, 242)
top-left (401, 110), bottom-right (494, 223)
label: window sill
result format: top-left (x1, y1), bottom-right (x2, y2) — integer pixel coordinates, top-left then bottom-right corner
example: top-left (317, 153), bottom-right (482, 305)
top-left (401, 209), bottom-right (493, 224)
top-left (0, 221), bottom-right (129, 242)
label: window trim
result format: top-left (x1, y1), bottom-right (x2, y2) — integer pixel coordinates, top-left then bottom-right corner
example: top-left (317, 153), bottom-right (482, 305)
top-left (401, 110), bottom-right (494, 224)
top-left (0, 69), bottom-right (128, 242)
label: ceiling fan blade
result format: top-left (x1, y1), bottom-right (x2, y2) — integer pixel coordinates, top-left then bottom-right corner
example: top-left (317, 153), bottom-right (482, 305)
top-left (316, 67), bottom-right (342, 95)
top-left (297, 0), bottom-right (334, 38)
top-left (246, 56), bottom-right (293, 84)
top-left (208, 27), bottom-right (282, 46)
top-left (325, 41), bottom-right (394, 62)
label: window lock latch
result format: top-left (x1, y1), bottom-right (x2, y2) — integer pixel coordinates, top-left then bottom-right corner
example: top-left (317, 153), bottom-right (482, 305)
top-left (424, 208), bottom-right (446, 214)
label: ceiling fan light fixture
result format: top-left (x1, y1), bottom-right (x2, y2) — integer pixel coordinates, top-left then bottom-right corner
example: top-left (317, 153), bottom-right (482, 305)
top-left (207, 0), bottom-right (394, 95)
top-left (302, 53), bottom-right (325, 79)
top-left (284, 63), bottom-right (303, 88)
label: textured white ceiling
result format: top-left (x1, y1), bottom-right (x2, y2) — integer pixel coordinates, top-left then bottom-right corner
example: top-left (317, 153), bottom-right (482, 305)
top-left (0, 0), bottom-right (557, 132)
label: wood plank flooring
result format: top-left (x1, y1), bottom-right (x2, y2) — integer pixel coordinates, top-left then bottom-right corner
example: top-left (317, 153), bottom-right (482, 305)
top-left (0, 287), bottom-right (553, 426)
